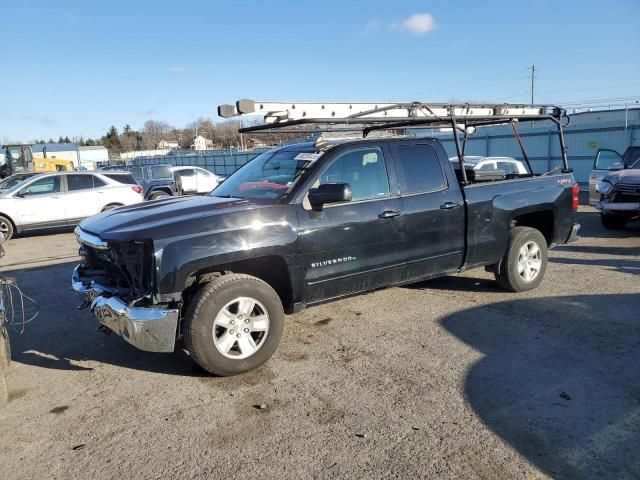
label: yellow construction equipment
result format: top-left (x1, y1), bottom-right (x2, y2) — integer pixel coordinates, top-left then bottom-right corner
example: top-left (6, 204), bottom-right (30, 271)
top-left (1, 144), bottom-right (74, 178)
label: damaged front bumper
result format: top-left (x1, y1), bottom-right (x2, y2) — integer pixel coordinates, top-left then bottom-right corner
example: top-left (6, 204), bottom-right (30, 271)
top-left (596, 201), bottom-right (640, 213)
top-left (71, 266), bottom-right (179, 353)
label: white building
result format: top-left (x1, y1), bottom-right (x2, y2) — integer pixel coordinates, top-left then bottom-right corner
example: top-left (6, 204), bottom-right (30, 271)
top-left (32, 143), bottom-right (80, 167)
top-left (157, 140), bottom-right (179, 150)
top-left (192, 135), bottom-right (213, 151)
top-left (79, 146), bottom-right (109, 170)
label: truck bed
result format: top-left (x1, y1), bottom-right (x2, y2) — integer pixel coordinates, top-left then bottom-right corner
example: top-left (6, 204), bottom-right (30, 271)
top-left (462, 173), bottom-right (576, 269)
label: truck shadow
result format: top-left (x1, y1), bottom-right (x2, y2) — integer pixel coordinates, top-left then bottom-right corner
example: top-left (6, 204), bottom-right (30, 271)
top-left (549, 256), bottom-right (640, 276)
top-left (3, 261), bottom-right (207, 377)
top-left (440, 294), bottom-right (640, 479)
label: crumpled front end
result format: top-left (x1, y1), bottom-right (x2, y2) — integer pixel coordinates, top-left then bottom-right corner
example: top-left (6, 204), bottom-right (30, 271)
top-left (72, 227), bottom-right (179, 353)
top-left (596, 181), bottom-right (640, 215)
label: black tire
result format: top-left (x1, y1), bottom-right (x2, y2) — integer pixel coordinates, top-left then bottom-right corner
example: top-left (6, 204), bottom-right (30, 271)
top-left (148, 191), bottom-right (170, 200)
top-left (184, 274), bottom-right (284, 376)
top-left (0, 215), bottom-right (14, 240)
top-left (495, 227), bottom-right (548, 292)
top-left (600, 213), bottom-right (628, 230)
top-left (101, 203), bottom-right (122, 212)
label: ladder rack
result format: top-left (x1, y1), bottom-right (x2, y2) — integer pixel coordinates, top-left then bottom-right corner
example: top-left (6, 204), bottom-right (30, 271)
top-left (216, 98), bottom-right (571, 180)
top-left (217, 99), bottom-right (565, 133)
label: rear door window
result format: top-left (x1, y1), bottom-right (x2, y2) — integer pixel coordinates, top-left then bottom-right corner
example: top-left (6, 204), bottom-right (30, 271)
top-left (151, 166), bottom-right (172, 179)
top-left (104, 174), bottom-right (137, 185)
top-left (496, 161), bottom-right (518, 174)
top-left (67, 174), bottom-right (94, 191)
top-left (395, 144), bottom-right (446, 194)
top-left (93, 175), bottom-right (107, 187)
top-left (128, 167), bottom-right (144, 180)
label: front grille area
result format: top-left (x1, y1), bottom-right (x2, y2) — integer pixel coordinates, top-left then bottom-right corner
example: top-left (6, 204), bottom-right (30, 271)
top-left (612, 183), bottom-right (640, 195)
top-left (80, 240), bottom-right (155, 303)
top-left (611, 183), bottom-right (640, 203)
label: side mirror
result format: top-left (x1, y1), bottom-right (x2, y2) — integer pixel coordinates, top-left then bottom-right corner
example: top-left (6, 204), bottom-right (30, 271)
top-left (308, 183), bottom-right (352, 211)
top-left (608, 162), bottom-right (624, 171)
top-left (15, 190), bottom-right (27, 198)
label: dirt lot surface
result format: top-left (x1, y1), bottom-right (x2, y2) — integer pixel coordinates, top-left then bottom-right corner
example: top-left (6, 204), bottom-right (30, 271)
top-left (0, 207), bottom-right (638, 480)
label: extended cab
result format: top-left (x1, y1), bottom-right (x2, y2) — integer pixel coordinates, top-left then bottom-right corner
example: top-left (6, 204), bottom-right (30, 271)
top-left (72, 136), bottom-right (580, 376)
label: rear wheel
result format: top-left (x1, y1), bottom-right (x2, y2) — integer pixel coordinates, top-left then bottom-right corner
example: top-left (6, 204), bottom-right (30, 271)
top-left (148, 191), bottom-right (171, 200)
top-left (495, 227), bottom-right (548, 292)
top-left (601, 213), bottom-right (628, 230)
top-left (101, 203), bottom-right (122, 212)
top-left (184, 274), bottom-right (284, 376)
top-left (0, 215), bottom-right (14, 240)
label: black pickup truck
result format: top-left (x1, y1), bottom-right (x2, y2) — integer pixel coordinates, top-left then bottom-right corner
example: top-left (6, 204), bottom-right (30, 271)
top-left (72, 137), bottom-right (580, 375)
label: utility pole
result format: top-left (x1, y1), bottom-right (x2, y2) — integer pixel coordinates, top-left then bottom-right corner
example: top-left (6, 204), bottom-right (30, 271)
top-left (530, 65), bottom-right (536, 106)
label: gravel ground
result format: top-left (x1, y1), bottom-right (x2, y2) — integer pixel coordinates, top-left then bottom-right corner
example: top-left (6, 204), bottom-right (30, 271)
top-left (0, 206), bottom-right (638, 480)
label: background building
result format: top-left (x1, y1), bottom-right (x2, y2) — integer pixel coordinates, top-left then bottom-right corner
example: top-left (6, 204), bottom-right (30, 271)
top-left (78, 145), bottom-right (109, 170)
top-left (157, 140), bottom-right (179, 150)
top-left (192, 135), bottom-right (214, 150)
top-left (31, 143), bottom-right (80, 167)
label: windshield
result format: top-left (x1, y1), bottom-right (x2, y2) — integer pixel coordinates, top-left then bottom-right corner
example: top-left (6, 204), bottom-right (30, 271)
top-left (211, 148), bottom-right (320, 200)
top-left (0, 174), bottom-right (36, 190)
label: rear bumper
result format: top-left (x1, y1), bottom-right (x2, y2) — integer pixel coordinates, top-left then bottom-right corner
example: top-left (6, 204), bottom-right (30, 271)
top-left (71, 266), bottom-right (179, 353)
top-left (564, 223), bottom-right (581, 244)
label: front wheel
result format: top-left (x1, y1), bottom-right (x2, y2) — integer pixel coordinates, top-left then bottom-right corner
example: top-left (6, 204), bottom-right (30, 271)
top-left (0, 215), bottom-right (14, 240)
top-left (495, 227), bottom-right (548, 292)
top-left (184, 274), bottom-right (284, 376)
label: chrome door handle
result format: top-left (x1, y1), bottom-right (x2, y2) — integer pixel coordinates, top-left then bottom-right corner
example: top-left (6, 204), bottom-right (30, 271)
top-left (379, 210), bottom-right (401, 219)
top-left (440, 202), bottom-right (460, 210)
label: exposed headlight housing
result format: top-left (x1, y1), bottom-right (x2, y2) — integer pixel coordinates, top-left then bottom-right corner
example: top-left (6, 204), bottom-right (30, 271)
top-left (596, 181), bottom-right (613, 194)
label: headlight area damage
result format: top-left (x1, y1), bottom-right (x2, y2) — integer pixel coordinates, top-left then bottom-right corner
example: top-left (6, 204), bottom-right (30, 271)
top-left (72, 227), bottom-right (179, 352)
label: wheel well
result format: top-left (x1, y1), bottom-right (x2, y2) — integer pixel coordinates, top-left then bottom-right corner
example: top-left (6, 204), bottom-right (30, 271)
top-left (148, 187), bottom-right (173, 197)
top-left (102, 203), bottom-right (123, 211)
top-left (0, 212), bottom-right (16, 231)
top-left (186, 256), bottom-right (294, 312)
top-left (512, 211), bottom-right (554, 245)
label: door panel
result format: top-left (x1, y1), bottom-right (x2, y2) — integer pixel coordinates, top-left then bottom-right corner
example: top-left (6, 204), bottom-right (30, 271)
top-left (297, 199), bottom-right (405, 303)
top-left (15, 176), bottom-right (65, 226)
top-left (393, 143), bottom-right (465, 280)
top-left (177, 169), bottom-right (198, 193)
top-left (63, 174), bottom-right (99, 222)
top-left (298, 144), bottom-right (405, 303)
top-left (196, 169), bottom-right (217, 193)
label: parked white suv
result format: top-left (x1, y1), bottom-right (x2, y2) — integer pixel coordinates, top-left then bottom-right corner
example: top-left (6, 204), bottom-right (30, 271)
top-left (449, 156), bottom-right (529, 175)
top-left (0, 171), bottom-right (144, 239)
top-left (171, 166), bottom-right (220, 195)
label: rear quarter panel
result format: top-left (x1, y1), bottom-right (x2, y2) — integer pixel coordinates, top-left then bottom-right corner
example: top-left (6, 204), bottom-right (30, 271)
top-left (463, 174), bottom-right (575, 268)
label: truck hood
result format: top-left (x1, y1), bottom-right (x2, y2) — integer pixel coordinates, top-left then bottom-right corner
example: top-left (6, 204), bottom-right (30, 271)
top-left (604, 169), bottom-right (640, 185)
top-left (79, 195), bottom-right (270, 241)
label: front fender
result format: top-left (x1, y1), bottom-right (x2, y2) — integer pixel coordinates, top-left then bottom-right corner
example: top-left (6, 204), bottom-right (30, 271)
top-left (155, 211), bottom-right (299, 295)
